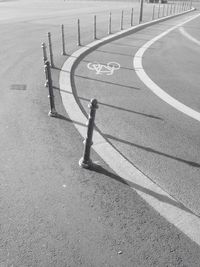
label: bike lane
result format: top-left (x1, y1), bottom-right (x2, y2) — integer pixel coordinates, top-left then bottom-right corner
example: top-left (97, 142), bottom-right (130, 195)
top-left (71, 11), bottom-right (200, 223)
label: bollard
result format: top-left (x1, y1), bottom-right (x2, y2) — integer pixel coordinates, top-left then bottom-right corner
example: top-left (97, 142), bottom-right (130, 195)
top-left (41, 42), bottom-right (48, 87)
top-left (108, 12), bottom-right (112, 34)
top-left (77, 19), bottom-right (81, 46)
top-left (47, 32), bottom-right (54, 68)
top-left (152, 5), bottom-right (155, 20)
top-left (41, 42), bottom-right (48, 64)
top-left (44, 61), bottom-right (57, 117)
top-left (79, 99), bottom-right (98, 169)
top-left (167, 3), bottom-right (169, 16)
top-left (131, 8), bottom-right (134, 26)
top-left (170, 3), bottom-right (173, 14)
top-left (94, 15), bottom-right (97, 40)
top-left (61, 24), bottom-right (66, 55)
top-left (120, 10), bottom-right (124, 30)
top-left (162, 4), bottom-right (165, 17)
top-left (158, 3), bottom-right (160, 18)
top-left (173, 2), bottom-right (176, 13)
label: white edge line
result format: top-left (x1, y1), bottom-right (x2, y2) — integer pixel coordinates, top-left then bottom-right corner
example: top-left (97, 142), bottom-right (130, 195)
top-left (59, 8), bottom-right (200, 245)
top-left (179, 26), bottom-right (200, 46)
top-left (134, 12), bottom-right (200, 122)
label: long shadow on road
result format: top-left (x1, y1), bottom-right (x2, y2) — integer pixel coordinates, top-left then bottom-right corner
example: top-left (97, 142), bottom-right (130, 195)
top-left (90, 163), bottom-right (197, 216)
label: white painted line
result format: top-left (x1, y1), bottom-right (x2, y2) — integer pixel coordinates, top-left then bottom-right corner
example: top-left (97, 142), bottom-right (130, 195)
top-left (134, 13), bottom-right (200, 122)
top-left (179, 26), bottom-right (200, 46)
top-left (59, 10), bottom-right (200, 245)
top-left (87, 62), bottom-right (120, 75)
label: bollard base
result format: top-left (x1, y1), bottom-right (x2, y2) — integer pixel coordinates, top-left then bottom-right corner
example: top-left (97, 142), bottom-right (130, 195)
top-left (79, 157), bottom-right (93, 169)
top-left (48, 109), bottom-right (58, 117)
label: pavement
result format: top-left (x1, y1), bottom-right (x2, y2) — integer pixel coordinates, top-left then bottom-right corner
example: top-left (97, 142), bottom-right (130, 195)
top-left (1, 0), bottom-right (200, 266)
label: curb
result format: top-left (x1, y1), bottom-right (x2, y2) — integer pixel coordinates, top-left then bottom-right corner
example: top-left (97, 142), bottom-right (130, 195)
top-left (59, 7), bottom-right (200, 245)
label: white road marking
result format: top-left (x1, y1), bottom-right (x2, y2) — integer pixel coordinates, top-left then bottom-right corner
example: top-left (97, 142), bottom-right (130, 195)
top-left (87, 62), bottom-right (120, 75)
top-left (133, 13), bottom-right (200, 122)
top-left (59, 10), bottom-right (200, 246)
top-left (179, 26), bottom-right (200, 46)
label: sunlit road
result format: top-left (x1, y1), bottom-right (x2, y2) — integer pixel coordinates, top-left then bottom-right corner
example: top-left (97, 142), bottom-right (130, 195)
top-left (1, 0), bottom-right (200, 266)
top-left (74, 11), bottom-right (200, 216)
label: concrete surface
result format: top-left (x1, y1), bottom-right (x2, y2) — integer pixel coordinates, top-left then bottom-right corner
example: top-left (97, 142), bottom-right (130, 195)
top-left (1, 0), bottom-right (200, 266)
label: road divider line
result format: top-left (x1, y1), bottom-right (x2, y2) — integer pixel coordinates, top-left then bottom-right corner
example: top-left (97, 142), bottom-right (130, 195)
top-left (179, 26), bottom-right (200, 46)
top-left (59, 9), bottom-right (200, 245)
top-left (134, 12), bottom-right (200, 122)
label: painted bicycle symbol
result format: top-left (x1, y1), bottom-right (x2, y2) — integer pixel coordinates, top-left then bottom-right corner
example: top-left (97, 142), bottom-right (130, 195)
top-left (87, 62), bottom-right (120, 75)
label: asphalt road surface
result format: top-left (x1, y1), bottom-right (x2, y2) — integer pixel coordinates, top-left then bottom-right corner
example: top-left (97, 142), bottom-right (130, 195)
top-left (74, 11), bottom-right (200, 216)
top-left (1, 0), bottom-right (200, 266)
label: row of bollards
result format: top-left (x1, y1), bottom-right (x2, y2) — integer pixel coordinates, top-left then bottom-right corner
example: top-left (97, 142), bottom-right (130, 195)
top-left (41, 41), bottom-right (98, 168)
top-left (45, 2), bottom-right (191, 59)
top-left (41, 1), bottom-right (192, 167)
top-left (42, 41), bottom-right (57, 117)
top-left (152, 0), bottom-right (191, 20)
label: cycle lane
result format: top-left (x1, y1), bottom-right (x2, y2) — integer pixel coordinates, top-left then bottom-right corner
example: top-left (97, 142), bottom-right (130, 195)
top-left (63, 11), bottom-right (200, 244)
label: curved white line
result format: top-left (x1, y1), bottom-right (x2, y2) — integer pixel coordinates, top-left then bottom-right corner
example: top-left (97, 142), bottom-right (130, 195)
top-left (134, 13), bottom-right (200, 122)
top-left (60, 11), bottom-right (200, 246)
top-left (179, 26), bottom-right (200, 46)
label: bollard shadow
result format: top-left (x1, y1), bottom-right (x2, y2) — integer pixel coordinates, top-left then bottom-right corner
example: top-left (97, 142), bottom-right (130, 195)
top-left (104, 134), bottom-right (200, 168)
top-left (77, 95), bottom-right (163, 121)
top-left (90, 163), bottom-right (196, 216)
top-left (74, 74), bottom-right (140, 91)
top-left (52, 113), bottom-right (86, 128)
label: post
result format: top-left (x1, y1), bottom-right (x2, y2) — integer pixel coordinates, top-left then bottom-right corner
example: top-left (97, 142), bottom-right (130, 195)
top-left (108, 12), bottom-right (112, 34)
top-left (152, 5), bottom-right (155, 20)
top-left (47, 32), bottom-right (54, 68)
top-left (94, 15), bottom-right (97, 40)
top-left (162, 3), bottom-right (165, 17)
top-left (190, 0), bottom-right (192, 9)
top-left (41, 42), bottom-right (48, 63)
top-left (170, 3), bottom-right (173, 14)
top-left (44, 61), bottom-right (57, 117)
top-left (167, 3), bottom-right (169, 16)
top-left (158, 3), bottom-right (160, 18)
top-left (120, 10), bottom-right (124, 30)
top-left (42, 42), bottom-right (48, 87)
top-left (139, 0), bottom-right (144, 23)
top-left (131, 8), bottom-right (134, 26)
top-left (77, 18), bottom-right (81, 46)
top-left (173, 2), bottom-right (176, 13)
top-left (61, 24), bottom-right (66, 55)
top-left (79, 99), bottom-right (98, 169)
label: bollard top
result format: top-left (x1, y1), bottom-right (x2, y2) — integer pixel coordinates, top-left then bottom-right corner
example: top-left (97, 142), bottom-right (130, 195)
top-left (41, 42), bottom-right (46, 48)
top-left (45, 60), bottom-right (50, 66)
top-left (89, 98), bottom-right (98, 109)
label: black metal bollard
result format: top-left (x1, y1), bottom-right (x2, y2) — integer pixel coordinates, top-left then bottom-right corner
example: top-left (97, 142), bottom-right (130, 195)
top-left (41, 42), bottom-right (48, 63)
top-left (162, 3), bottom-right (165, 17)
top-left (47, 32), bottom-right (55, 68)
top-left (94, 15), bottom-right (97, 40)
top-left (131, 8), bottom-right (134, 26)
top-left (167, 3), bottom-right (169, 16)
top-left (158, 3), bottom-right (161, 18)
top-left (61, 24), bottom-right (66, 55)
top-left (42, 42), bottom-right (48, 87)
top-left (77, 19), bottom-right (81, 46)
top-left (108, 12), bottom-right (112, 34)
top-left (152, 5), bottom-right (155, 20)
top-left (120, 10), bottom-right (124, 30)
top-left (44, 61), bottom-right (58, 117)
top-left (79, 99), bottom-right (98, 169)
